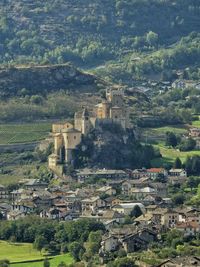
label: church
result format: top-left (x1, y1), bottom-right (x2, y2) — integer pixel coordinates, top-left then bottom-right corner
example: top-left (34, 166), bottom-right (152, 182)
top-left (48, 88), bottom-right (130, 174)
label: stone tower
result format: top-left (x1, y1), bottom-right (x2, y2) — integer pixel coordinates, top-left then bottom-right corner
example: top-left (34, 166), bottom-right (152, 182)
top-left (81, 108), bottom-right (91, 135)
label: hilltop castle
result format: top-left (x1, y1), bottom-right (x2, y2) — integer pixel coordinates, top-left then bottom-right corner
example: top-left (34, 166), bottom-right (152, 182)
top-left (48, 88), bottom-right (130, 174)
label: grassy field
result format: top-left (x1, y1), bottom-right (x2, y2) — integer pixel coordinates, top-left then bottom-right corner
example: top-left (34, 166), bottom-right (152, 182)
top-left (12, 254), bottom-right (73, 267)
top-left (141, 123), bottom-right (200, 166)
top-left (152, 144), bottom-right (200, 166)
top-left (0, 122), bottom-right (51, 144)
top-left (0, 241), bottom-right (42, 262)
top-left (0, 241), bottom-right (73, 267)
top-left (192, 119), bottom-right (200, 128)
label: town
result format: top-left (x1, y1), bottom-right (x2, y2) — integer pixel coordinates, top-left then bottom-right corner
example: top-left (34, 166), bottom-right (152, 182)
top-left (0, 87), bottom-right (199, 267)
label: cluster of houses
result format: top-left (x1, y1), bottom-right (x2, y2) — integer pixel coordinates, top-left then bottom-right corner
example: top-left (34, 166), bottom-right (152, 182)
top-left (0, 165), bottom-right (199, 267)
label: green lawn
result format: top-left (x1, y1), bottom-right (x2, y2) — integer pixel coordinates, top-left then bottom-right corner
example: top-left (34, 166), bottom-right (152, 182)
top-left (141, 125), bottom-right (188, 144)
top-left (0, 241), bottom-right (42, 262)
top-left (152, 144), bottom-right (200, 166)
top-left (12, 254), bottom-right (73, 267)
top-left (192, 119), bottom-right (200, 128)
top-left (0, 241), bottom-right (73, 267)
top-left (0, 122), bottom-right (51, 144)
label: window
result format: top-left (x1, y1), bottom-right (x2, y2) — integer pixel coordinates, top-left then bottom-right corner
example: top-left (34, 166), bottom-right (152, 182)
top-left (74, 136), bottom-right (76, 140)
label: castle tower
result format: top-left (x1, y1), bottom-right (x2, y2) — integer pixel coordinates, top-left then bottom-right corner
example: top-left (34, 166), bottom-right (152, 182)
top-left (62, 128), bottom-right (82, 164)
top-left (81, 108), bottom-right (90, 135)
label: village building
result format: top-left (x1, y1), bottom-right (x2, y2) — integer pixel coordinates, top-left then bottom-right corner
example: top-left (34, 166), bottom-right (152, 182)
top-left (0, 184), bottom-right (9, 200)
top-left (77, 169), bottom-right (127, 183)
top-left (168, 168), bottom-right (188, 184)
top-left (112, 203), bottom-right (145, 216)
top-left (146, 168), bottom-right (168, 180)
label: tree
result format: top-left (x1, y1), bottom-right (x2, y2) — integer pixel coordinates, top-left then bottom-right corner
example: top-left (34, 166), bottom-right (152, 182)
top-left (0, 260), bottom-right (10, 267)
top-left (165, 132), bottom-right (177, 148)
top-left (130, 205), bottom-right (142, 218)
top-left (146, 31), bottom-right (158, 47)
top-left (172, 193), bottom-right (185, 205)
top-left (179, 138), bottom-right (196, 151)
top-left (68, 242), bottom-right (85, 261)
top-left (44, 258), bottom-right (50, 267)
top-left (174, 157), bottom-right (182, 168)
top-left (34, 236), bottom-right (48, 253)
top-left (187, 176), bottom-right (200, 190)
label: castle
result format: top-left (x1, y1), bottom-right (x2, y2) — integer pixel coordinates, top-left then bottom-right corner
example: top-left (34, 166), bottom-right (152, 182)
top-left (48, 89), bottom-right (130, 174)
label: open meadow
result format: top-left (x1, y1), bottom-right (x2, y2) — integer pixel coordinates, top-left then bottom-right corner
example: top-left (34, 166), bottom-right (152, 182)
top-left (141, 123), bottom-right (200, 166)
top-left (0, 241), bottom-right (73, 267)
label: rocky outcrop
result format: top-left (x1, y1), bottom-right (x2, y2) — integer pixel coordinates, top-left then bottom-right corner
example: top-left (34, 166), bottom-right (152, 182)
top-left (0, 64), bottom-right (103, 98)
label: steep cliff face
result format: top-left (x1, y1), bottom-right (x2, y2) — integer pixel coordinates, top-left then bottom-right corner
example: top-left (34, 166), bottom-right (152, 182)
top-left (0, 64), bottom-right (102, 98)
top-left (74, 124), bottom-right (156, 170)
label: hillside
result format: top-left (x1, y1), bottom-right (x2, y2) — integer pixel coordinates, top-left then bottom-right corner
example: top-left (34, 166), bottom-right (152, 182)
top-left (0, 0), bottom-right (199, 81)
top-left (0, 63), bottom-right (103, 98)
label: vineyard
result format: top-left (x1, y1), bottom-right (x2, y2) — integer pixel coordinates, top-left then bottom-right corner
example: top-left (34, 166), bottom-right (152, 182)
top-left (0, 122), bottom-right (51, 144)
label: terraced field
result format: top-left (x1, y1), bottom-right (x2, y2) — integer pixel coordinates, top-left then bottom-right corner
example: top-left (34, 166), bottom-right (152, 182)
top-left (0, 122), bottom-right (51, 144)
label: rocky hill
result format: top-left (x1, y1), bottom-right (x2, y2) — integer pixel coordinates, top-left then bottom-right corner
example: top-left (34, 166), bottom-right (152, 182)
top-left (0, 64), bottom-right (104, 98)
top-left (74, 123), bottom-right (156, 169)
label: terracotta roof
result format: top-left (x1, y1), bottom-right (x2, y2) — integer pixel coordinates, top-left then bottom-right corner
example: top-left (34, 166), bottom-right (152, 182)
top-left (176, 222), bottom-right (199, 229)
top-left (147, 168), bottom-right (165, 173)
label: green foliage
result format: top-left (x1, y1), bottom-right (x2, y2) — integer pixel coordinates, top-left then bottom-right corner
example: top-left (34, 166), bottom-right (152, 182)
top-left (68, 242), bottom-right (85, 262)
top-left (171, 193), bottom-right (185, 205)
top-left (0, 260), bottom-right (10, 267)
top-left (0, 1), bottom-right (199, 84)
top-left (179, 138), bottom-right (196, 152)
top-left (111, 257), bottom-right (136, 267)
top-left (174, 157), bottom-right (182, 168)
top-left (130, 205), bottom-right (142, 218)
top-left (185, 155), bottom-right (200, 175)
top-left (34, 236), bottom-right (48, 252)
top-left (165, 132), bottom-right (178, 148)
top-left (44, 258), bottom-right (50, 267)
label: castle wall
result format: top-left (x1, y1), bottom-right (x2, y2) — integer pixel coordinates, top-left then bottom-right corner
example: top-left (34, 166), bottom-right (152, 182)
top-left (63, 131), bottom-right (82, 150)
top-left (52, 122), bottom-right (73, 133)
top-left (65, 149), bottom-right (74, 164)
top-left (74, 118), bottom-right (82, 132)
top-left (54, 134), bottom-right (63, 155)
top-left (110, 107), bottom-right (123, 120)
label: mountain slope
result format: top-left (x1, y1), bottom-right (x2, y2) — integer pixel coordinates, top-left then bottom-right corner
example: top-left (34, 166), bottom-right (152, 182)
top-left (0, 0), bottom-right (200, 66)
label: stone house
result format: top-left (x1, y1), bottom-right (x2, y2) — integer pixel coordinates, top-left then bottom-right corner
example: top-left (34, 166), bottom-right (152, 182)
top-left (161, 209), bottom-right (179, 228)
top-left (112, 203), bottom-right (145, 216)
top-left (24, 179), bottom-right (48, 191)
top-left (81, 196), bottom-right (106, 213)
top-left (0, 185), bottom-right (9, 200)
top-left (168, 168), bottom-right (187, 184)
top-left (101, 210), bottom-right (125, 224)
top-left (132, 169), bottom-right (148, 179)
top-left (146, 168), bottom-right (167, 180)
top-left (104, 197), bottom-right (122, 207)
top-left (120, 229), bottom-right (157, 253)
top-left (176, 222), bottom-right (200, 236)
top-left (100, 235), bottom-right (119, 252)
top-left (131, 187), bottom-right (157, 200)
top-left (96, 186), bottom-right (116, 196)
